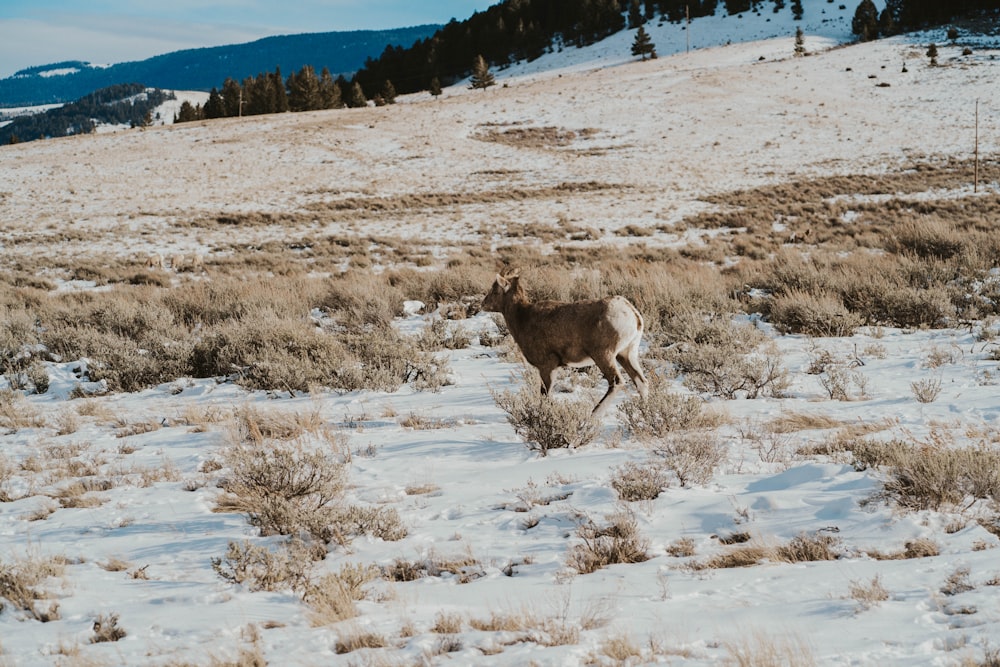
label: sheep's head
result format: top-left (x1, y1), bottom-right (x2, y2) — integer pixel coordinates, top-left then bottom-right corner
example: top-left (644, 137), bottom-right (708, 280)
top-left (482, 269), bottom-right (521, 312)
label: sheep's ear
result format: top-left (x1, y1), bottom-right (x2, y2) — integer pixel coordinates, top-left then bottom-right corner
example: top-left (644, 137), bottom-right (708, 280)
top-left (495, 274), bottom-right (510, 291)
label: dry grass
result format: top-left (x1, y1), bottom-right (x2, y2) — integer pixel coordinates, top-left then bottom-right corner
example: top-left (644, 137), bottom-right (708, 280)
top-left (866, 537), bottom-right (941, 560)
top-left (723, 631), bottom-right (817, 667)
top-left (848, 575), bottom-right (890, 611)
top-left (430, 611), bottom-right (463, 634)
top-left (693, 533), bottom-right (840, 570)
top-left (382, 551), bottom-right (484, 584)
top-left (766, 412), bottom-right (843, 434)
top-left (333, 626), bottom-right (388, 654)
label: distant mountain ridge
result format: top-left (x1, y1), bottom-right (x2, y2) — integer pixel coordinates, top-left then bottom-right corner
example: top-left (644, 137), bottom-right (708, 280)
top-left (0, 26), bottom-right (441, 108)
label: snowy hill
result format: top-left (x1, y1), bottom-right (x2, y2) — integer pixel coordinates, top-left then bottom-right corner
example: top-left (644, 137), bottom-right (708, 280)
top-left (1, 1), bottom-right (1000, 665)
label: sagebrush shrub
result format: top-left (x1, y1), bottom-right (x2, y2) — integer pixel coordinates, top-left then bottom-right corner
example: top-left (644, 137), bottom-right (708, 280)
top-left (492, 380), bottom-right (601, 455)
top-left (768, 290), bottom-right (862, 337)
top-left (665, 320), bottom-right (788, 399)
top-left (617, 373), bottom-right (712, 440)
top-left (211, 538), bottom-right (320, 592)
top-left (853, 439), bottom-right (1000, 510)
top-left (652, 430), bottom-right (727, 486)
top-left (610, 460), bottom-right (668, 501)
top-left (217, 438), bottom-right (348, 543)
top-left (566, 511), bottom-right (650, 574)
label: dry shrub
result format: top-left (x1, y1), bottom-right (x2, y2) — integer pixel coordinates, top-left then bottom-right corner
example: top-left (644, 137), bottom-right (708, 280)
top-left (211, 539), bottom-right (319, 593)
top-left (888, 218), bottom-right (963, 260)
top-left (192, 312), bottom-right (346, 392)
top-left (652, 430), bottom-right (727, 487)
top-left (854, 438), bottom-right (1000, 510)
top-left (848, 575), bottom-right (890, 611)
top-left (320, 270), bottom-right (404, 331)
top-left (617, 372), bottom-right (716, 440)
top-left (768, 291), bottom-right (862, 337)
top-left (337, 328), bottom-right (446, 393)
top-left (0, 388), bottom-right (45, 431)
top-left (911, 376), bottom-right (943, 403)
top-left (0, 552), bottom-right (66, 622)
top-left (492, 380), bottom-right (601, 456)
top-left (382, 551), bottom-right (484, 584)
top-left (216, 437), bottom-right (348, 543)
top-left (163, 276), bottom-right (318, 328)
top-left (664, 320), bottom-right (788, 399)
top-left (941, 566), bottom-right (975, 596)
top-left (566, 511), bottom-right (650, 574)
top-left (416, 317), bottom-right (473, 351)
top-left (610, 460), bottom-right (668, 502)
top-left (90, 612), bottom-right (127, 643)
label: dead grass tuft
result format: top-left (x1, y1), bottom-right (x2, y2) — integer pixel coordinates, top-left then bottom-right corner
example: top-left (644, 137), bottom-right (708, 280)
top-left (694, 533), bottom-right (840, 570)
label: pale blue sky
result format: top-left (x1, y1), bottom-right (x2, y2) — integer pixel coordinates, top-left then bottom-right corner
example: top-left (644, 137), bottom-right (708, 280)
top-left (0, 1), bottom-right (498, 78)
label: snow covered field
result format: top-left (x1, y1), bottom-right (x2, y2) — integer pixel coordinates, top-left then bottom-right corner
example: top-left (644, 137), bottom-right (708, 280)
top-left (2, 1), bottom-right (1000, 665)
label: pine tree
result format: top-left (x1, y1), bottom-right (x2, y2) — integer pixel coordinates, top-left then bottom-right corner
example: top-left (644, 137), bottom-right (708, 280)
top-left (287, 65), bottom-right (321, 112)
top-left (203, 87), bottom-right (226, 119)
top-left (794, 26), bottom-right (805, 56)
top-left (469, 54), bottom-right (496, 90)
top-left (271, 67), bottom-right (289, 113)
top-left (346, 81), bottom-right (368, 108)
top-left (791, 0), bottom-right (803, 20)
top-left (221, 78), bottom-right (242, 117)
top-left (628, 0), bottom-right (645, 28)
top-left (926, 42), bottom-right (938, 66)
top-left (631, 25), bottom-right (657, 61)
top-left (380, 80), bottom-right (397, 104)
top-left (176, 100), bottom-right (200, 123)
top-left (852, 0), bottom-right (879, 42)
top-left (429, 77), bottom-right (443, 98)
top-left (319, 68), bottom-right (343, 109)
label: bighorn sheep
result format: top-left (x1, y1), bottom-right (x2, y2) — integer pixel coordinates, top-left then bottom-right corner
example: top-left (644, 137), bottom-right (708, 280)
top-left (482, 270), bottom-right (648, 415)
top-left (144, 253), bottom-right (164, 269)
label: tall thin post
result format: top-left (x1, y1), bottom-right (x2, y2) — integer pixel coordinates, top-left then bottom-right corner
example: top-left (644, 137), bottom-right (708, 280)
top-left (686, 5), bottom-right (690, 54)
top-left (974, 98), bottom-right (979, 194)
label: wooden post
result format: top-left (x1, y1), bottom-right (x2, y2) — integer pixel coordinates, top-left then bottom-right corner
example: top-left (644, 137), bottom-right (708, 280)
top-left (686, 5), bottom-right (690, 54)
top-left (975, 98), bottom-right (979, 193)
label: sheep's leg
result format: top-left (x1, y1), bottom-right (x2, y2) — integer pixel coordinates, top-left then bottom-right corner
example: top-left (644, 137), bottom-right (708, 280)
top-left (592, 355), bottom-right (624, 416)
top-left (617, 344), bottom-right (648, 399)
top-left (536, 363), bottom-right (556, 396)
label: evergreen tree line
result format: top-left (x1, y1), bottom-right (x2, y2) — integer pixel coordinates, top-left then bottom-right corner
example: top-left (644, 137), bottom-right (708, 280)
top-left (2, 84), bottom-right (173, 145)
top-left (852, 0), bottom-right (997, 41)
top-left (173, 64), bottom-right (401, 123)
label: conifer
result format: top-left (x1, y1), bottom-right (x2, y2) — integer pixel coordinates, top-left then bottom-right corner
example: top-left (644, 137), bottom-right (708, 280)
top-left (469, 55), bottom-right (496, 91)
top-left (631, 25), bottom-right (657, 61)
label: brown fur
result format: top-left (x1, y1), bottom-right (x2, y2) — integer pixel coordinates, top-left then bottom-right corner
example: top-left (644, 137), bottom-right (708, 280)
top-left (482, 270), bottom-right (648, 415)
